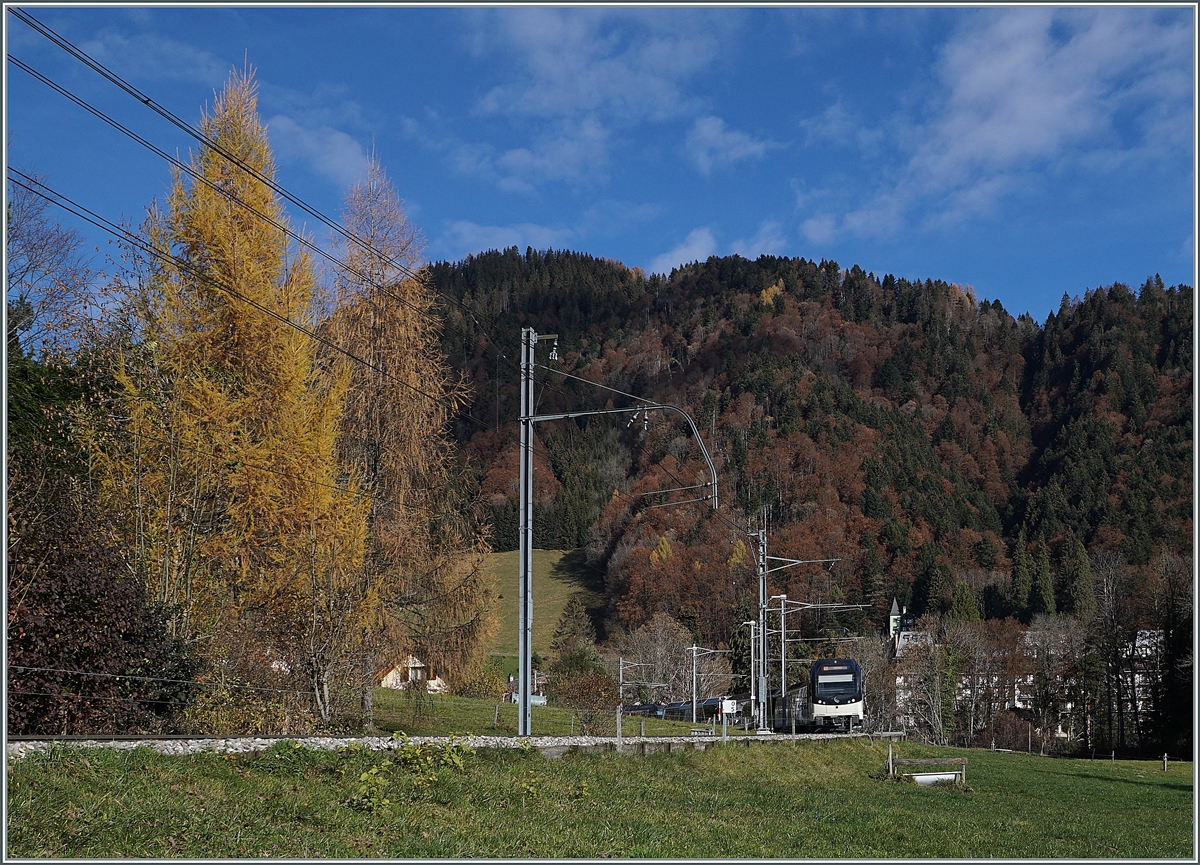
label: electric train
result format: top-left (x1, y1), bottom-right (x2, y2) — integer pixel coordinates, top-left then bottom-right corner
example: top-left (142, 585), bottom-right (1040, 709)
top-left (655, 657), bottom-right (864, 732)
top-left (797, 657), bottom-right (864, 731)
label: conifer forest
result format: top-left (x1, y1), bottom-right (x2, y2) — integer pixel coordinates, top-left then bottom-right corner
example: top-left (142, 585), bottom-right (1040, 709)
top-left (7, 70), bottom-right (1192, 758)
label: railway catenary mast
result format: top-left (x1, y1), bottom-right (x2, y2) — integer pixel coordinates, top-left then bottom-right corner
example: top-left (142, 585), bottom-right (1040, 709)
top-left (518, 326), bottom-right (719, 737)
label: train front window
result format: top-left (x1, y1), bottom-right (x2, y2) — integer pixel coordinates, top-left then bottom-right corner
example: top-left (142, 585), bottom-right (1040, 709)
top-left (815, 673), bottom-right (857, 698)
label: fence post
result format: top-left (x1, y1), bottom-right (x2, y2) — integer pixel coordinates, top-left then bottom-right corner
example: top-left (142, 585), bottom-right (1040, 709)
top-left (888, 743), bottom-right (893, 777)
top-left (640, 718), bottom-right (645, 737)
top-left (1163, 753), bottom-right (1168, 771)
top-left (493, 704), bottom-right (500, 729)
top-left (616, 705), bottom-right (623, 753)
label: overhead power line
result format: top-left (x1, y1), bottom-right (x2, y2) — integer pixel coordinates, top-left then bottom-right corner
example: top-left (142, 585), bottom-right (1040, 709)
top-left (6, 6), bottom-right (490, 334)
top-left (7, 10), bottom-right (683, 430)
top-left (7, 52), bottom-right (443, 331)
top-left (6, 10), bottom-right (533, 418)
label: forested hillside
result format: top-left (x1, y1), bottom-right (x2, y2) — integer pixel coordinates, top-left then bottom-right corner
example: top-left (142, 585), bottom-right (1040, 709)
top-left (427, 249), bottom-right (1192, 752)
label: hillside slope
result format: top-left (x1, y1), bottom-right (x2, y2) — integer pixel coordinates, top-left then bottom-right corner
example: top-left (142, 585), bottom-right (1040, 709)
top-left (430, 249), bottom-right (1192, 649)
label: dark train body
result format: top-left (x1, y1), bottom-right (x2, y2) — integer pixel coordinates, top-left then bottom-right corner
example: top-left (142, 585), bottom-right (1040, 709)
top-left (785, 657), bottom-right (865, 732)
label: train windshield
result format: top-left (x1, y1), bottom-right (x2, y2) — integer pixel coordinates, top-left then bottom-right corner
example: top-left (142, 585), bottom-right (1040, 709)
top-left (815, 673), bottom-right (857, 697)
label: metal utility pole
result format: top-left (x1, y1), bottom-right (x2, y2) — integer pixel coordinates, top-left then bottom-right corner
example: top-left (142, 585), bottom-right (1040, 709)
top-left (692, 646), bottom-right (698, 724)
top-left (753, 508), bottom-right (842, 733)
top-left (756, 516), bottom-right (769, 731)
top-left (518, 327), bottom-right (536, 737)
top-left (690, 645), bottom-right (731, 723)
top-left (518, 326), bottom-right (716, 737)
top-left (779, 594), bottom-right (788, 721)
top-left (743, 620), bottom-right (757, 725)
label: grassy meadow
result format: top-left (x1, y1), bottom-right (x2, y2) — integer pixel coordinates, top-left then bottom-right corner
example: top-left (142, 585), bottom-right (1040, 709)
top-left (7, 737), bottom-right (1192, 859)
top-left (370, 689), bottom-right (704, 739)
top-left (484, 548), bottom-right (606, 678)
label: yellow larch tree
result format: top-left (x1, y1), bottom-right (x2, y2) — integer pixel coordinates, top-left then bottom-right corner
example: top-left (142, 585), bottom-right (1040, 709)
top-left (324, 152), bottom-right (495, 715)
top-left (85, 67), bottom-right (371, 731)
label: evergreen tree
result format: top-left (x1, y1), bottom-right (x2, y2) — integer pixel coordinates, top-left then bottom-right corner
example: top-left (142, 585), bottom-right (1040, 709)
top-left (1031, 538), bottom-right (1057, 617)
top-left (949, 580), bottom-right (981, 621)
top-left (728, 594), bottom-right (756, 691)
top-left (1064, 534), bottom-right (1097, 622)
top-left (551, 594), bottom-right (597, 653)
top-left (1010, 529), bottom-right (1032, 620)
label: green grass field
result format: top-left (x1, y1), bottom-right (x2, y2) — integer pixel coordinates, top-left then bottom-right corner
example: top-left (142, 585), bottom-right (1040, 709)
top-left (370, 689), bottom-right (704, 738)
top-left (7, 738), bottom-right (1191, 858)
top-left (484, 548), bottom-right (605, 677)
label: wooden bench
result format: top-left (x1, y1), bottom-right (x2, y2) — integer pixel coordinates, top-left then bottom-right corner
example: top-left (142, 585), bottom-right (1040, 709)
top-left (887, 745), bottom-right (966, 784)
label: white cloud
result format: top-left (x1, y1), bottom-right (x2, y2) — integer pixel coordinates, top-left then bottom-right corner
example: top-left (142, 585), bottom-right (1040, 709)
top-left (686, 116), bottom-right (773, 176)
top-left (266, 115), bottom-right (367, 187)
top-left (799, 101), bottom-right (884, 157)
top-left (800, 214), bottom-right (837, 246)
top-left (732, 221), bottom-right (787, 259)
top-left (496, 116), bottom-right (611, 188)
top-left (451, 8), bottom-right (726, 192)
top-left (79, 27), bottom-right (227, 85)
top-left (647, 227), bottom-right (716, 276)
top-left (802, 7), bottom-right (1193, 242)
top-left (575, 199), bottom-right (662, 238)
top-left (472, 8), bottom-right (719, 122)
top-left (439, 220), bottom-right (575, 259)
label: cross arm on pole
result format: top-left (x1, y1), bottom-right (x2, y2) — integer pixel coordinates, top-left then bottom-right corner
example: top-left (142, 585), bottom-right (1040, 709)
top-left (531, 403), bottom-right (718, 511)
top-left (764, 556), bottom-right (841, 576)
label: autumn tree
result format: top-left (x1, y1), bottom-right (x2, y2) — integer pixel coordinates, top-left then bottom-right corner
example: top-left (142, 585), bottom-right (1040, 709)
top-left (85, 68), bottom-right (370, 731)
top-left (5, 173), bottom-right (93, 357)
top-left (897, 616), bottom-right (957, 746)
top-left (6, 179), bottom-right (194, 735)
top-left (613, 612), bottom-right (729, 704)
top-left (323, 151), bottom-right (495, 710)
top-left (1027, 613), bottom-right (1085, 754)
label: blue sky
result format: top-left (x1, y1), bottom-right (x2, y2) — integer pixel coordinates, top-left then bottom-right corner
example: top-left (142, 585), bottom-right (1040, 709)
top-left (5, 5), bottom-right (1195, 322)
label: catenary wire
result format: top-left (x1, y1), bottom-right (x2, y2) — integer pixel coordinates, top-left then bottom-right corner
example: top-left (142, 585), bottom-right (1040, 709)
top-left (6, 12), bottom-right (670, 432)
top-left (5, 19), bottom-right (534, 420)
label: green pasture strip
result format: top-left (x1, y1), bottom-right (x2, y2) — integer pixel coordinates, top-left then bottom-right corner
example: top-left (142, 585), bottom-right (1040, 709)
top-left (8, 739), bottom-right (1192, 859)
top-left (370, 689), bottom-right (706, 738)
top-left (486, 549), bottom-right (604, 660)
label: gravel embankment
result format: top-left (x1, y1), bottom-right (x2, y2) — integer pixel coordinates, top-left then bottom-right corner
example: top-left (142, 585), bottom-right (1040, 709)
top-left (6, 731), bottom-right (861, 760)
top-left (5, 734), bottom-right (563, 760)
